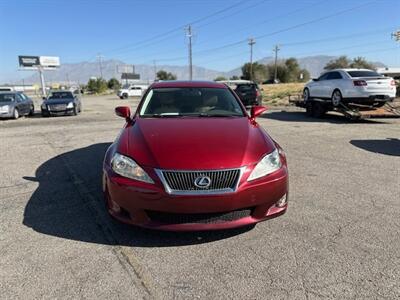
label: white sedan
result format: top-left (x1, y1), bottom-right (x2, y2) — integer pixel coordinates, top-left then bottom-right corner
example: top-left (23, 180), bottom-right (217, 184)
top-left (303, 69), bottom-right (396, 107)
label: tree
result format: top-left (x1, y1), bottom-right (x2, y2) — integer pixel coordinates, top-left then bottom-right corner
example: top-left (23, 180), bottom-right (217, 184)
top-left (107, 78), bottom-right (121, 90)
top-left (324, 56), bottom-right (350, 70)
top-left (230, 75), bottom-right (240, 80)
top-left (156, 70), bottom-right (177, 80)
top-left (241, 62), bottom-right (268, 83)
top-left (87, 78), bottom-right (108, 94)
top-left (214, 76), bottom-right (227, 81)
top-left (349, 57), bottom-right (375, 70)
top-left (264, 58), bottom-right (310, 83)
top-left (324, 56), bottom-right (376, 71)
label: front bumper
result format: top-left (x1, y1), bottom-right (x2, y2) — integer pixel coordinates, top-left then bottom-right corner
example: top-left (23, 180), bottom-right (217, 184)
top-left (103, 165), bottom-right (288, 231)
top-left (0, 111), bottom-right (13, 118)
top-left (41, 108), bottom-right (75, 116)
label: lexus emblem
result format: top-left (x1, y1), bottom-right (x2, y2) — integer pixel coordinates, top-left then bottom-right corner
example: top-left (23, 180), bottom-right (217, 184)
top-left (194, 176), bottom-right (211, 188)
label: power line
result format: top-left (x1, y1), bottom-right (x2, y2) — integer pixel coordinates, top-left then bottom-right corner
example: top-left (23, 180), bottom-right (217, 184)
top-left (282, 27), bottom-right (397, 47)
top-left (150, 0), bottom-right (378, 62)
top-left (101, 0), bottom-right (249, 56)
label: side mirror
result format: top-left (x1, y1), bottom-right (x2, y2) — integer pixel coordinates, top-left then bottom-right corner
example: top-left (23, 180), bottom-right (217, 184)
top-left (312, 78), bottom-right (318, 82)
top-left (115, 106), bottom-right (131, 121)
top-left (250, 105), bottom-right (267, 119)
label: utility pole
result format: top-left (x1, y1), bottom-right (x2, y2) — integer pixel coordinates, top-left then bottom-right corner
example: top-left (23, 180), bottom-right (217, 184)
top-left (96, 53), bottom-right (104, 78)
top-left (153, 60), bottom-right (157, 81)
top-left (37, 67), bottom-right (46, 97)
top-left (248, 38), bottom-right (256, 81)
top-left (392, 29), bottom-right (400, 42)
top-left (273, 45), bottom-right (280, 83)
top-left (66, 73), bottom-right (70, 87)
top-left (186, 25), bottom-right (193, 80)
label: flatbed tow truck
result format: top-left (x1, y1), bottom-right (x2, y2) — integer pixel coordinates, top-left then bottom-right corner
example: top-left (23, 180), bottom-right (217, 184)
top-left (288, 94), bottom-right (400, 120)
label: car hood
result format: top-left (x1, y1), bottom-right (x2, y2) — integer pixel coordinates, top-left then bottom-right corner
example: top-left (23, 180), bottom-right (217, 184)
top-left (44, 99), bottom-right (74, 104)
top-left (119, 117), bottom-right (275, 169)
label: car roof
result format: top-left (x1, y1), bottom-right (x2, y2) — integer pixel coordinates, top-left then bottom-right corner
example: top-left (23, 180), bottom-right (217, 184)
top-left (0, 91), bottom-right (17, 94)
top-left (150, 80), bottom-right (228, 89)
top-left (328, 68), bottom-right (375, 72)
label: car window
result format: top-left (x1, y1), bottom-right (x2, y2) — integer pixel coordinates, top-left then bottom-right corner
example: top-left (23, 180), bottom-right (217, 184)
top-left (16, 94), bottom-right (24, 102)
top-left (140, 87), bottom-right (245, 117)
top-left (318, 73), bottom-right (330, 81)
top-left (18, 93), bottom-right (28, 100)
top-left (48, 92), bottom-right (74, 99)
top-left (327, 72), bottom-right (342, 80)
top-left (0, 93), bottom-right (15, 102)
top-left (237, 85), bottom-right (255, 92)
top-left (347, 70), bottom-right (382, 78)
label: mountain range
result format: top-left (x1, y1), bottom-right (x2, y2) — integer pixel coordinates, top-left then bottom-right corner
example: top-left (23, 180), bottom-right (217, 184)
top-left (21, 55), bottom-right (386, 84)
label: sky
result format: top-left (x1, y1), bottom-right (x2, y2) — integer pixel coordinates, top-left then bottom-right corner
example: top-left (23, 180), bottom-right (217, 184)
top-left (0, 0), bottom-right (399, 83)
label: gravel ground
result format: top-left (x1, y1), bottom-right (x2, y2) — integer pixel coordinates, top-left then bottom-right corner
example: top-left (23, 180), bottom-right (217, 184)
top-left (1, 94), bottom-right (399, 299)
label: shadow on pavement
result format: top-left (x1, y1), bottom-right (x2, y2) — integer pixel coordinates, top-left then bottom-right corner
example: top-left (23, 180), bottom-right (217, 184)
top-left (350, 138), bottom-right (400, 156)
top-left (23, 143), bottom-right (252, 247)
top-left (263, 111), bottom-right (384, 124)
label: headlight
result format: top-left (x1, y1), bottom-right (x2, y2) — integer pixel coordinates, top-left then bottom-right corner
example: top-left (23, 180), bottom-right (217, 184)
top-left (111, 153), bottom-right (154, 183)
top-left (247, 149), bottom-right (281, 181)
top-left (0, 105), bottom-right (9, 112)
top-left (66, 102), bottom-right (74, 108)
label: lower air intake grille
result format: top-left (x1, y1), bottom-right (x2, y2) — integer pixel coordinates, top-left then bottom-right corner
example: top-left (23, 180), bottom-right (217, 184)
top-left (146, 208), bottom-right (253, 224)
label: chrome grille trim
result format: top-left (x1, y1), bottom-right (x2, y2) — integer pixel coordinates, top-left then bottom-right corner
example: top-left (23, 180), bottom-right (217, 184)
top-left (155, 167), bottom-right (245, 195)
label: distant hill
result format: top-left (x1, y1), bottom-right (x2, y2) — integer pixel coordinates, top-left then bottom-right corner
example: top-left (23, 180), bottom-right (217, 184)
top-left (21, 56), bottom-right (386, 84)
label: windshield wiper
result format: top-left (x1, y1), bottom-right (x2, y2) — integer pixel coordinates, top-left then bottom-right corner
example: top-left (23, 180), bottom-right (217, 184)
top-left (147, 114), bottom-right (183, 118)
top-left (197, 113), bottom-right (241, 117)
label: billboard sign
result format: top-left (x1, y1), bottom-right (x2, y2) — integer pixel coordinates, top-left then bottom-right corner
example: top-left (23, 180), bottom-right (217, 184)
top-left (19, 56), bottom-right (40, 68)
top-left (39, 56), bottom-right (60, 68)
top-left (121, 73), bottom-right (140, 80)
top-left (117, 64), bottom-right (135, 74)
top-left (18, 55), bottom-right (60, 69)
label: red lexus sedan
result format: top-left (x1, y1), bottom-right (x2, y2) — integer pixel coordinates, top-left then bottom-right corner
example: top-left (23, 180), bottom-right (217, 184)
top-left (103, 81), bottom-right (288, 231)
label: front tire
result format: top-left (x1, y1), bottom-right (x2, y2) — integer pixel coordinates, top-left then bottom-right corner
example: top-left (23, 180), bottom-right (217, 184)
top-left (122, 93), bottom-right (128, 99)
top-left (13, 108), bottom-right (19, 119)
top-left (303, 88), bottom-right (310, 102)
top-left (29, 105), bottom-right (34, 116)
top-left (331, 90), bottom-right (342, 107)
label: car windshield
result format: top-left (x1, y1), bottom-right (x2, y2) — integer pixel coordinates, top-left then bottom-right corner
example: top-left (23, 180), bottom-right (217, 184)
top-left (0, 93), bottom-right (15, 102)
top-left (237, 84), bottom-right (257, 91)
top-left (347, 71), bottom-right (382, 78)
top-left (139, 87), bottom-right (245, 117)
top-left (48, 92), bottom-right (74, 99)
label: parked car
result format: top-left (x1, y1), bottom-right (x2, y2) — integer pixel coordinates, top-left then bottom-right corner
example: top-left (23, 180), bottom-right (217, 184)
top-left (0, 92), bottom-right (34, 119)
top-left (234, 82), bottom-right (262, 106)
top-left (103, 81), bottom-right (288, 231)
top-left (41, 90), bottom-right (82, 117)
top-left (0, 87), bottom-right (13, 92)
top-left (303, 69), bottom-right (397, 107)
top-left (117, 84), bottom-right (148, 99)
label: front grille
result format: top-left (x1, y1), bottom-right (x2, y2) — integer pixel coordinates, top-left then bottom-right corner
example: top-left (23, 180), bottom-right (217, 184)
top-left (157, 168), bottom-right (242, 194)
top-left (146, 208), bottom-right (253, 224)
top-left (49, 104), bottom-right (67, 111)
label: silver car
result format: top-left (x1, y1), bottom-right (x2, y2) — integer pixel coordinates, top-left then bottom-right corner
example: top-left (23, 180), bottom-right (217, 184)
top-left (0, 92), bottom-right (34, 119)
top-left (303, 69), bottom-right (396, 107)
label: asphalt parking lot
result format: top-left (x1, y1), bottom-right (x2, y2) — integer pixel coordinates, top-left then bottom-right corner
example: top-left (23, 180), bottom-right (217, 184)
top-left (1, 95), bottom-right (399, 299)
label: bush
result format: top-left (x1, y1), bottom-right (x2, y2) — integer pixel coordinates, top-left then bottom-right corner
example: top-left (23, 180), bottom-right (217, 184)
top-left (107, 78), bottom-right (121, 90)
top-left (87, 78), bottom-right (108, 94)
top-left (157, 70), bottom-right (177, 80)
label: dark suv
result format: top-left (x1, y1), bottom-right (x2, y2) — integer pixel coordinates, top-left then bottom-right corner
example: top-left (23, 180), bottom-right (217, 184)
top-left (234, 83), bottom-right (262, 106)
